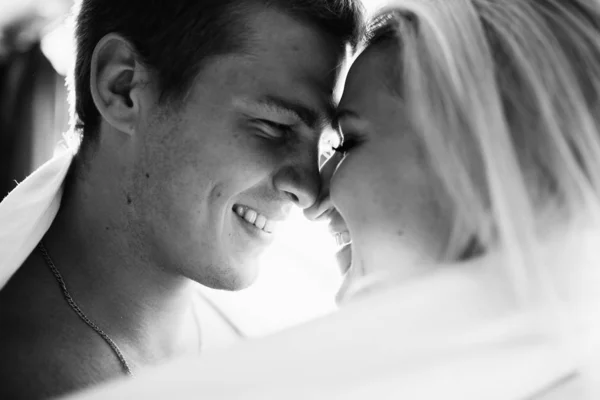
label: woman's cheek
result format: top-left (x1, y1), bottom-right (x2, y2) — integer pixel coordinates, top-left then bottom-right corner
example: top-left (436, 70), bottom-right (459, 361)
top-left (330, 154), bottom-right (372, 217)
top-left (329, 157), bottom-right (353, 209)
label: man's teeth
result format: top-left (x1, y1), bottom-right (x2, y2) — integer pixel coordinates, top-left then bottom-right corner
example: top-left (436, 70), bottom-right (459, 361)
top-left (244, 209), bottom-right (257, 224)
top-left (235, 205), bottom-right (275, 233)
top-left (254, 215), bottom-right (267, 230)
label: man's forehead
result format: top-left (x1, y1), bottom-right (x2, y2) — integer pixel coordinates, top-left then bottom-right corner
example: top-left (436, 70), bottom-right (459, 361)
top-left (296, 63), bottom-right (343, 129)
top-left (247, 10), bottom-right (344, 92)
top-left (227, 8), bottom-right (348, 131)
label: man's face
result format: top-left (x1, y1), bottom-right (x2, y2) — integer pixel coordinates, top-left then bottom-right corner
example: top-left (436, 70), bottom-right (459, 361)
top-left (130, 8), bottom-right (341, 290)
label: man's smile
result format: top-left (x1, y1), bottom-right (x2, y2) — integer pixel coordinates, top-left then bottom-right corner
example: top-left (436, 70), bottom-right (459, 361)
top-left (233, 204), bottom-right (283, 235)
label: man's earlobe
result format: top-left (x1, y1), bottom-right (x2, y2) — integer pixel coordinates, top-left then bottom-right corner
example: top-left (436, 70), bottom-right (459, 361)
top-left (90, 34), bottom-right (147, 136)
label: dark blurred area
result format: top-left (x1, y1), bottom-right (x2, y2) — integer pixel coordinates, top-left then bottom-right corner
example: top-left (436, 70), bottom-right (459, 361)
top-left (0, 0), bottom-right (72, 199)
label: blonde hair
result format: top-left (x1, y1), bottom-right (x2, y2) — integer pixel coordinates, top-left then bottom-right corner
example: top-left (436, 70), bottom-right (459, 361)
top-left (359, 0), bottom-right (600, 305)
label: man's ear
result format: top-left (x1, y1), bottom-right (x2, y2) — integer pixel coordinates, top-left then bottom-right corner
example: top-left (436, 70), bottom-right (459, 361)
top-left (90, 33), bottom-right (150, 136)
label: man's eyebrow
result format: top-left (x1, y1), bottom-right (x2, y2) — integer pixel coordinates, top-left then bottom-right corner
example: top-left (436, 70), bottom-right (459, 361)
top-left (258, 95), bottom-right (335, 130)
top-left (332, 109), bottom-right (360, 131)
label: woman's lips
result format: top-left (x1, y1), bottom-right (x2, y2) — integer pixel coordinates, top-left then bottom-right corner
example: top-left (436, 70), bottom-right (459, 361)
top-left (326, 209), bottom-right (352, 273)
top-left (334, 231), bottom-right (351, 247)
top-left (328, 212), bottom-right (348, 236)
top-left (336, 242), bottom-right (352, 274)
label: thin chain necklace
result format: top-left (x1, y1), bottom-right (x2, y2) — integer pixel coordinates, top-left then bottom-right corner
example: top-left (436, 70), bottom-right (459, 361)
top-left (37, 242), bottom-right (133, 376)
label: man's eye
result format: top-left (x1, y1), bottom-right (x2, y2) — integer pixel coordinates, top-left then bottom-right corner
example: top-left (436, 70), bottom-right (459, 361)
top-left (254, 119), bottom-right (293, 139)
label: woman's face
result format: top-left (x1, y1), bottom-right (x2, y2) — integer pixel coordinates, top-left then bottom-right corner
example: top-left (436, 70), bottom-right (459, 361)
top-left (327, 45), bottom-right (454, 280)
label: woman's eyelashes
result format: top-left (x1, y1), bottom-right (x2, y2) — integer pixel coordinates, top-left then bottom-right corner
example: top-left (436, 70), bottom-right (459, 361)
top-left (333, 134), bottom-right (362, 156)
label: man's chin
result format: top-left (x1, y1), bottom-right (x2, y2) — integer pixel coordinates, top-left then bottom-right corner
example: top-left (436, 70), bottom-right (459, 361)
top-left (196, 264), bottom-right (260, 291)
top-left (217, 274), bottom-right (258, 291)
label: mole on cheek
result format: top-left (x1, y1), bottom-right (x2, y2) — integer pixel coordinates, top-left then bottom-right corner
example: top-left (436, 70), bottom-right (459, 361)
top-left (127, 195), bottom-right (132, 205)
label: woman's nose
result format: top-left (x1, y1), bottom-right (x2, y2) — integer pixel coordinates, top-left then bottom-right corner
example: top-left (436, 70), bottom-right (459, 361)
top-left (304, 152), bottom-right (343, 221)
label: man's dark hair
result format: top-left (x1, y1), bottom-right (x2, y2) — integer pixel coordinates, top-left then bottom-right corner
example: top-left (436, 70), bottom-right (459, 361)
top-left (72, 0), bottom-right (364, 143)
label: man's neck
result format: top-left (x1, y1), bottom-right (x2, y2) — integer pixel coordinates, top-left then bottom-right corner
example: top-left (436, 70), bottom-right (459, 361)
top-left (40, 160), bottom-right (200, 366)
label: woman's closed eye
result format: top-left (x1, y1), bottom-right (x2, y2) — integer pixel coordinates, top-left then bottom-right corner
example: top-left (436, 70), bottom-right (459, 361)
top-left (333, 134), bottom-right (362, 156)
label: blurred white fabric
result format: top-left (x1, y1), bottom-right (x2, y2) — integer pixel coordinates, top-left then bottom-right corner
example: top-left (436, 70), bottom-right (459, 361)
top-left (0, 142), bottom-right (74, 289)
top-left (64, 248), bottom-right (600, 399)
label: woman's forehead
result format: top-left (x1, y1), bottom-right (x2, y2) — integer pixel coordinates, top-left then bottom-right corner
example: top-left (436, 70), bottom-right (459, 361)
top-left (340, 44), bottom-right (400, 107)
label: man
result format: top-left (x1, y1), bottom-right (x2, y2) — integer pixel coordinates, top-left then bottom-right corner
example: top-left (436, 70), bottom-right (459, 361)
top-left (0, 0), bottom-right (362, 398)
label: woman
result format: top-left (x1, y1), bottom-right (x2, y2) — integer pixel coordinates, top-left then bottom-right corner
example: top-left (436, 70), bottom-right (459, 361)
top-left (67, 0), bottom-right (600, 398)
top-left (314, 0), bottom-right (600, 304)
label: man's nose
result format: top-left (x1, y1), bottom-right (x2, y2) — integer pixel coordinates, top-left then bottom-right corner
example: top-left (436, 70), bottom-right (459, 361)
top-left (304, 151), bottom-right (342, 221)
top-left (272, 154), bottom-right (321, 209)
